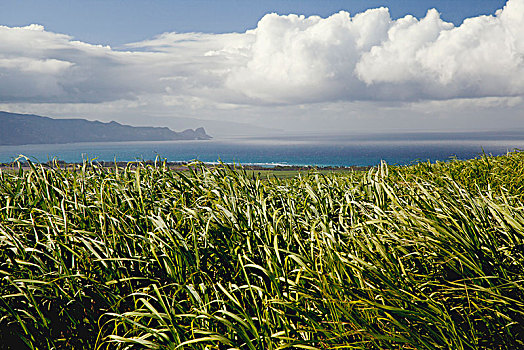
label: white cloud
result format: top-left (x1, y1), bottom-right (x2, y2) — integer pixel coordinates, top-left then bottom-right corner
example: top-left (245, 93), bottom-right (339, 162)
top-left (355, 0), bottom-right (524, 100)
top-left (228, 0), bottom-right (524, 103)
top-left (355, 9), bottom-right (454, 85)
top-left (0, 57), bottom-right (73, 74)
top-left (0, 0), bottom-right (523, 116)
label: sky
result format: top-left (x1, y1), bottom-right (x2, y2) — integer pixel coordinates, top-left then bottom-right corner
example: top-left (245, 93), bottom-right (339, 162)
top-left (0, 0), bottom-right (523, 135)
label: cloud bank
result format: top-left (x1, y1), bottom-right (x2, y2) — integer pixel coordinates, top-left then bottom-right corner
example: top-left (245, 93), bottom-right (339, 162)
top-left (0, 0), bottom-right (523, 108)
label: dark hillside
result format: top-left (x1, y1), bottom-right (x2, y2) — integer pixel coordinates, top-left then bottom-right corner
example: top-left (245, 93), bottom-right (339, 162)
top-left (0, 111), bottom-right (211, 145)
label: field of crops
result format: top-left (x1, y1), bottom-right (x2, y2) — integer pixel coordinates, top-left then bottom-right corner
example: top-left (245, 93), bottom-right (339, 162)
top-left (1, 152), bottom-right (524, 349)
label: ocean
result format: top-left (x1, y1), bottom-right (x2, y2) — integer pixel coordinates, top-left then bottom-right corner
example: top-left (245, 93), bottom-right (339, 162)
top-left (1, 132), bottom-right (523, 167)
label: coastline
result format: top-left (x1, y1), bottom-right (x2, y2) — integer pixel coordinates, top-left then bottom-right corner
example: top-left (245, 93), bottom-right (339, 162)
top-left (0, 159), bottom-right (372, 172)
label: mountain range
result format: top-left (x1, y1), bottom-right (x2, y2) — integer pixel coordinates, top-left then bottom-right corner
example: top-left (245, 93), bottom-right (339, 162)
top-left (0, 111), bottom-right (211, 146)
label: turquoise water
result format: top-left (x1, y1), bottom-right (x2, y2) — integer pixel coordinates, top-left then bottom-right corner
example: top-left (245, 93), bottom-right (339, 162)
top-left (1, 132), bottom-right (523, 167)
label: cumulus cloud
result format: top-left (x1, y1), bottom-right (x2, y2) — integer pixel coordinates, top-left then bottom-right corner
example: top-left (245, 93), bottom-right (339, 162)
top-left (356, 1), bottom-right (524, 100)
top-left (228, 0), bottom-right (524, 103)
top-left (225, 8), bottom-right (395, 103)
top-left (0, 0), bottom-right (523, 107)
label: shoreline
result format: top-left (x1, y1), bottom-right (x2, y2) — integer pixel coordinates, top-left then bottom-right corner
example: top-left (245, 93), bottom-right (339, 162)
top-left (0, 160), bottom-right (372, 172)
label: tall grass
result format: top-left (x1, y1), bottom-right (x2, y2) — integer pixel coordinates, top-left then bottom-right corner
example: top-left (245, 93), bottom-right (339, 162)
top-left (1, 152), bottom-right (523, 349)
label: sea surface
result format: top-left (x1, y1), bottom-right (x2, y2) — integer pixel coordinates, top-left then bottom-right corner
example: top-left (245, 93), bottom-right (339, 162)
top-left (1, 132), bottom-right (524, 167)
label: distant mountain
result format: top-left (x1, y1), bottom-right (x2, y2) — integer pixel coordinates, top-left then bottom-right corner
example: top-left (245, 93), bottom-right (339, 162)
top-left (131, 116), bottom-right (283, 138)
top-left (0, 111), bottom-right (211, 146)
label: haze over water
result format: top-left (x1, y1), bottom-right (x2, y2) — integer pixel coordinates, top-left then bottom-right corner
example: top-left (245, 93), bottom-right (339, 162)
top-left (2, 132), bottom-right (523, 167)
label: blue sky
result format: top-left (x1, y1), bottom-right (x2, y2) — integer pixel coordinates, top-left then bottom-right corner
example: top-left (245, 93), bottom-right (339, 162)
top-left (0, 0), bottom-right (508, 45)
top-left (0, 0), bottom-right (522, 135)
